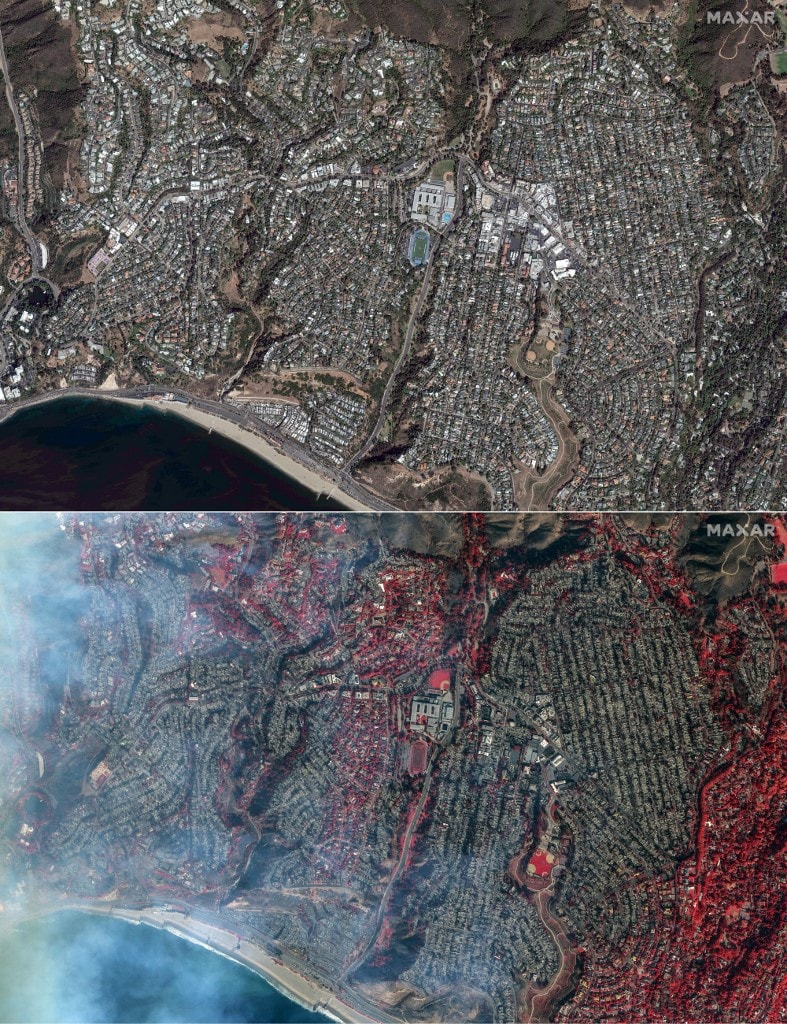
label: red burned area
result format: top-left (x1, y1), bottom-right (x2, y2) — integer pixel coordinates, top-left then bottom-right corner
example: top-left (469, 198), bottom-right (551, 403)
top-left (10, 513), bottom-right (783, 1024)
top-left (528, 850), bottom-right (553, 877)
top-left (771, 518), bottom-right (787, 584)
top-left (407, 740), bottom-right (428, 776)
top-left (429, 668), bottom-right (451, 689)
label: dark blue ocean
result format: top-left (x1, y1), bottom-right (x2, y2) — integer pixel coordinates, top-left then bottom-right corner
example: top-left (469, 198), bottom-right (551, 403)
top-left (0, 911), bottom-right (328, 1023)
top-left (0, 397), bottom-right (343, 511)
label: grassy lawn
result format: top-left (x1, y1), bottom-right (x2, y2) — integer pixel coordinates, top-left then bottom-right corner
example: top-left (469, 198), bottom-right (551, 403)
top-left (431, 159), bottom-right (455, 178)
top-left (409, 229), bottom-right (430, 264)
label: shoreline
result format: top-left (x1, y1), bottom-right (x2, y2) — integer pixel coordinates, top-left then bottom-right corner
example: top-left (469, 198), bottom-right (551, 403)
top-left (0, 387), bottom-right (387, 512)
top-left (3, 901), bottom-right (389, 1024)
top-left (112, 394), bottom-right (376, 513)
top-left (82, 905), bottom-right (369, 1024)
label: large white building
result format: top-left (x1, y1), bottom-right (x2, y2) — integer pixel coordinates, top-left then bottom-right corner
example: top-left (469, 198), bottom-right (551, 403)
top-left (410, 690), bottom-right (454, 738)
top-left (411, 179), bottom-right (455, 227)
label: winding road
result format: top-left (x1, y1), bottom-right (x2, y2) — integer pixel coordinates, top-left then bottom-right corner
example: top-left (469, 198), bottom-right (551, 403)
top-left (510, 348), bottom-right (581, 508)
top-left (0, 20), bottom-right (45, 274)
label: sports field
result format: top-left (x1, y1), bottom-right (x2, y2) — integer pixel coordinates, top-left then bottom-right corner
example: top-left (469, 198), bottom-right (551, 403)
top-left (408, 228), bottom-right (430, 266)
top-left (431, 159), bottom-right (455, 178)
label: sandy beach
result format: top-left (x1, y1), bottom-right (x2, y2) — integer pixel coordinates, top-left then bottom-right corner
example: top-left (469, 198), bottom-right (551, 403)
top-left (118, 395), bottom-right (376, 512)
top-left (57, 902), bottom-right (388, 1024)
top-left (0, 387), bottom-right (385, 512)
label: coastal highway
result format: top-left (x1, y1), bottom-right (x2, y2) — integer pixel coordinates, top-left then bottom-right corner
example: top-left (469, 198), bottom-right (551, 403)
top-left (0, 898), bottom-right (400, 1024)
top-left (22, 900), bottom-right (402, 1024)
top-left (0, 384), bottom-right (398, 512)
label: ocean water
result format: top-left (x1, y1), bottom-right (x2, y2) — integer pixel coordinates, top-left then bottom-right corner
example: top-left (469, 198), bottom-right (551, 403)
top-left (0, 523), bottom-right (329, 1023)
top-left (0, 397), bottom-right (344, 511)
top-left (0, 912), bottom-right (328, 1024)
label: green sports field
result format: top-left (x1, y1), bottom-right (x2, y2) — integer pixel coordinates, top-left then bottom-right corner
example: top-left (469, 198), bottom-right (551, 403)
top-left (431, 159), bottom-right (455, 178)
top-left (409, 229), bottom-right (430, 265)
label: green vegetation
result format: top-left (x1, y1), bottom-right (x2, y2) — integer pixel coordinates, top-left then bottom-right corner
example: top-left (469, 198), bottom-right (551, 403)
top-left (486, 0), bottom-right (570, 44)
top-left (253, 209), bottom-right (312, 306)
top-left (117, 118), bottom-right (129, 151)
top-left (675, 0), bottom-right (712, 93)
top-left (49, 230), bottom-right (103, 286)
top-left (445, 67), bottom-right (476, 140)
top-left (368, 375), bottom-right (386, 403)
top-left (0, 123), bottom-right (16, 163)
top-left (229, 312), bottom-right (259, 350)
top-left (383, 64), bottom-right (403, 103)
top-left (430, 159), bottom-right (454, 178)
top-left (410, 230), bottom-right (429, 264)
top-left (138, 86), bottom-right (152, 149)
top-left (311, 372), bottom-right (354, 395)
top-left (0, 0), bottom-right (85, 181)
